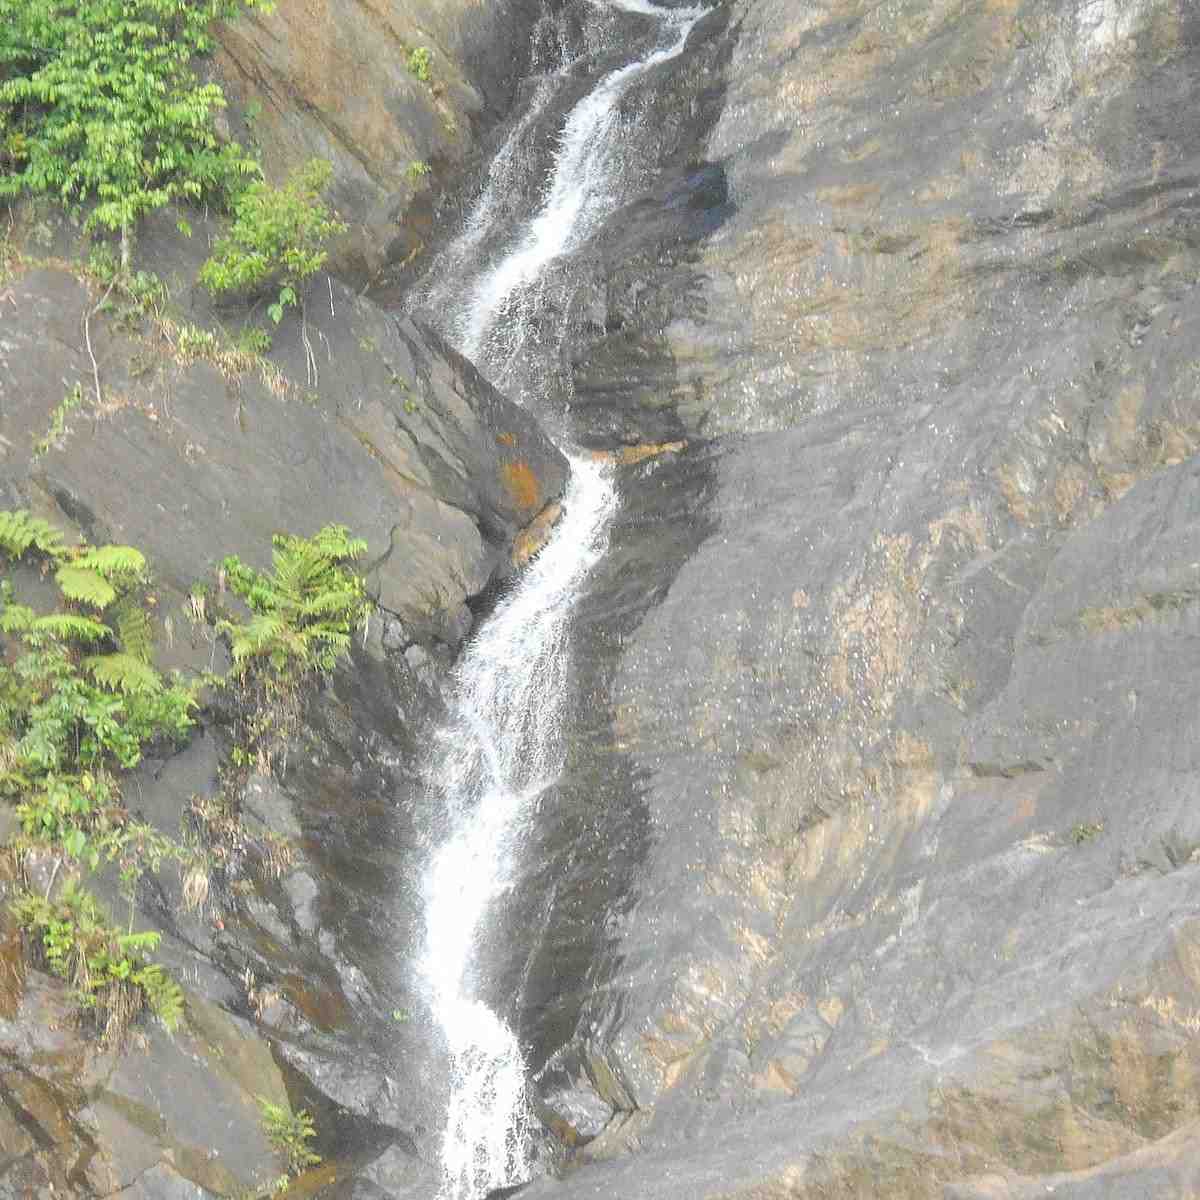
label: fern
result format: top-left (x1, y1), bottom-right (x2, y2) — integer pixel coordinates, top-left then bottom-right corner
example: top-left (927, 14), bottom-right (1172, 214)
top-left (31, 614), bottom-right (110, 643)
top-left (113, 601), bottom-right (155, 662)
top-left (220, 524), bottom-right (369, 676)
top-left (77, 545), bottom-right (146, 580)
top-left (54, 566), bottom-right (117, 610)
top-left (0, 510), bottom-right (67, 560)
top-left (84, 653), bottom-right (163, 695)
top-left (0, 603), bottom-right (35, 634)
top-left (135, 963), bottom-right (185, 1031)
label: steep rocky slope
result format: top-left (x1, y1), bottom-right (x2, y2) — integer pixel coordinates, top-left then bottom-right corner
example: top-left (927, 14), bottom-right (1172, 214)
top-left (505, 0), bottom-right (1200, 1196)
top-left (0, 0), bottom-right (568, 1177)
top-left (212, 0), bottom-right (545, 283)
top-left (3, 0), bottom-right (1199, 1195)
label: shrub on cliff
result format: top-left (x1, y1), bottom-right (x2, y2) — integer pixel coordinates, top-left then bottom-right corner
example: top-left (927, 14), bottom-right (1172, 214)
top-left (199, 158), bottom-right (347, 324)
top-left (0, 510), bottom-right (198, 1039)
top-left (212, 524), bottom-right (369, 773)
top-left (0, 0), bottom-right (265, 264)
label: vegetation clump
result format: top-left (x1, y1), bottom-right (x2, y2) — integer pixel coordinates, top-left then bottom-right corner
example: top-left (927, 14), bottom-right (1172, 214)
top-left (199, 158), bottom-right (346, 326)
top-left (13, 882), bottom-right (185, 1038)
top-left (219, 524), bottom-right (369, 678)
top-left (406, 45), bottom-right (432, 83)
top-left (0, 509), bottom-right (198, 1039)
top-left (0, 0), bottom-right (264, 264)
top-left (257, 1095), bottom-right (321, 1175)
top-left (213, 525), bottom-right (370, 773)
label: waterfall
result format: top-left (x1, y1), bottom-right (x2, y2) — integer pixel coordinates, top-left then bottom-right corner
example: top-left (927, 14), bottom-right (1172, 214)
top-left (416, 3), bottom-right (704, 1197)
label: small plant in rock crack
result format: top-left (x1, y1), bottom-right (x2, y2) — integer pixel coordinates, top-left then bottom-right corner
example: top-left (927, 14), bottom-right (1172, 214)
top-left (212, 525), bottom-right (370, 776)
top-left (406, 46), bottom-right (432, 82)
top-left (198, 158), bottom-right (346, 326)
top-left (34, 383), bottom-right (84, 458)
top-left (257, 1096), bottom-right (321, 1175)
top-left (1070, 821), bottom-right (1105, 845)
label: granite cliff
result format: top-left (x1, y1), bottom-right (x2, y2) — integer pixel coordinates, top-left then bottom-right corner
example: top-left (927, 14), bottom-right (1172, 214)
top-left (2, 0), bottom-right (1199, 1196)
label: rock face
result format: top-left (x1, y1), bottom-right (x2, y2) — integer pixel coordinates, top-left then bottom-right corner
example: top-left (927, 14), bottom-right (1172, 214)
top-left (212, 0), bottom-right (547, 282)
top-left (498, 0), bottom-right (1200, 1196)
top-left (2, 0), bottom-right (1199, 1194)
top-left (0, 200), bottom-right (567, 1188)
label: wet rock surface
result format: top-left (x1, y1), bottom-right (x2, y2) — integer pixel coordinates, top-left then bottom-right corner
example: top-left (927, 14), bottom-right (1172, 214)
top-left (510, 0), bottom-right (1200, 1195)
top-left (0, 197), bottom-right (566, 1185)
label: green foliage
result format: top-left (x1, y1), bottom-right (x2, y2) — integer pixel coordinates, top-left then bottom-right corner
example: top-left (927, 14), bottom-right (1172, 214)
top-left (83, 652), bottom-right (162, 695)
top-left (0, 511), bottom-right (195, 818)
top-left (0, 513), bottom-right (199, 1040)
top-left (406, 46), bottom-right (432, 82)
top-left (236, 325), bottom-right (273, 355)
top-left (198, 158), bottom-right (346, 322)
top-left (54, 544), bottom-right (146, 612)
top-left (219, 525), bottom-right (369, 677)
top-left (0, 510), bottom-right (68, 561)
top-left (0, 0), bottom-right (264, 245)
top-left (257, 1096), bottom-right (321, 1175)
top-left (87, 246), bottom-right (169, 323)
top-left (34, 384), bottom-right (85, 459)
top-left (12, 880), bottom-right (185, 1038)
top-left (406, 160), bottom-right (431, 183)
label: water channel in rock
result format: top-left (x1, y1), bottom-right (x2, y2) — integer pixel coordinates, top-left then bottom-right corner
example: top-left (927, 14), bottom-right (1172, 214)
top-left (414, 2), bottom-right (704, 1195)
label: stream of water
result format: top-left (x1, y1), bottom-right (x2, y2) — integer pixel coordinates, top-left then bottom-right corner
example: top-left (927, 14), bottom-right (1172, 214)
top-left (416, 3), bottom-right (704, 1196)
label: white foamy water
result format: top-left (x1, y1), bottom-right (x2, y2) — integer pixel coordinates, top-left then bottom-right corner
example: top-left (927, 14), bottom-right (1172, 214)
top-left (418, 3), bottom-right (704, 1197)
top-left (458, 2), bottom-right (704, 365)
top-left (419, 456), bottom-right (615, 1199)
top-left (421, 73), bottom-right (559, 318)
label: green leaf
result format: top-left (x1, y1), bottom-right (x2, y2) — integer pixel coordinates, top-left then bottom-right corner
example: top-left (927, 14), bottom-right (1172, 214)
top-left (31, 613), bottom-right (111, 642)
top-left (84, 653), bottom-right (163, 695)
top-left (77, 545), bottom-right (146, 580)
top-left (55, 565), bottom-right (117, 610)
top-left (0, 510), bottom-right (67, 560)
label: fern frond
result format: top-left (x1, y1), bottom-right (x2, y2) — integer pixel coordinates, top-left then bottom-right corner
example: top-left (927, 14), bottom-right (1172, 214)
top-left (113, 601), bottom-right (155, 663)
top-left (298, 589), bottom-right (363, 619)
top-left (136, 964), bottom-right (184, 1032)
top-left (77, 545), bottom-right (146, 580)
top-left (84, 653), bottom-right (163, 695)
top-left (225, 614), bottom-right (289, 663)
top-left (32, 613), bottom-right (111, 643)
top-left (55, 566), bottom-right (117, 610)
top-left (0, 510), bottom-right (68, 561)
top-left (0, 604), bottom-right (36, 634)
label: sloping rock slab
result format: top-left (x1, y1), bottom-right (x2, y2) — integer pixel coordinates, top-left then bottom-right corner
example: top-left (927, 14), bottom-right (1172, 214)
top-left (0, 264), bottom-right (566, 648)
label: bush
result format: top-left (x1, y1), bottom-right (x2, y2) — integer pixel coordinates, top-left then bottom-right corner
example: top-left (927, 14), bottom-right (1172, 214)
top-left (0, 0), bottom-right (264, 263)
top-left (198, 159), bottom-right (346, 323)
top-left (0, 510), bottom-right (196, 1039)
top-left (257, 1096), bottom-right (321, 1175)
top-left (219, 524), bottom-right (369, 677)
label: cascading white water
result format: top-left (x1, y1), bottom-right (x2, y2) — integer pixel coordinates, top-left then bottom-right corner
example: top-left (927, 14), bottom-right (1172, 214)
top-left (419, 458), bottom-right (615, 1199)
top-left (417, 3), bottom-right (704, 1197)
top-left (457, 2), bottom-right (703, 369)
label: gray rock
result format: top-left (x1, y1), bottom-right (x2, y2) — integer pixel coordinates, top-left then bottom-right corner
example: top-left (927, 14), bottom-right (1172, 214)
top-left (477, 0), bottom-right (1200, 1196)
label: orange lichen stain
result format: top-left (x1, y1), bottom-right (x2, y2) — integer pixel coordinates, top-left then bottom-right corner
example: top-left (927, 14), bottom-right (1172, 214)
top-left (496, 432), bottom-right (517, 447)
top-left (591, 440), bottom-right (686, 466)
top-left (501, 460), bottom-right (541, 512)
top-left (512, 502), bottom-right (562, 568)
